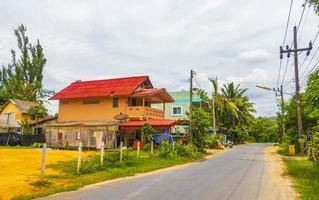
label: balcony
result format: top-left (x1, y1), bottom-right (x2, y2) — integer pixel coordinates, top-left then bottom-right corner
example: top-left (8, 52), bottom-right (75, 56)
top-left (126, 106), bottom-right (164, 119)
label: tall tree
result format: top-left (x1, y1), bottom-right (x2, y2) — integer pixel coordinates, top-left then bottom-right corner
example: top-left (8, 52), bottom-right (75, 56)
top-left (197, 81), bottom-right (255, 144)
top-left (0, 24), bottom-right (49, 104)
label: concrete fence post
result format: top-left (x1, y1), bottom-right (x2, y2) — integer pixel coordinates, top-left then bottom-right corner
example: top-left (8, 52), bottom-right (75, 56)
top-left (151, 140), bottom-right (154, 156)
top-left (100, 141), bottom-right (105, 165)
top-left (40, 143), bottom-right (47, 182)
top-left (120, 141), bottom-right (123, 163)
top-left (137, 141), bottom-right (140, 158)
top-left (77, 142), bottom-right (82, 174)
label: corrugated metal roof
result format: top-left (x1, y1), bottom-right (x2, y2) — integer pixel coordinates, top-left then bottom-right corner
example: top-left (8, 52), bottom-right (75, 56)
top-left (50, 76), bottom-right (152, 100)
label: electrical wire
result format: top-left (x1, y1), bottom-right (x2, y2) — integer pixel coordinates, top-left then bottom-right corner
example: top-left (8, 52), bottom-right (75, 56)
top-left (298, 4), bottom-right (311, 44)
top-left (300, 44), bottom-right (319, 80)
top-left (300, 56), bottom-right (319, 85)
top-left (277, 0), bottom-right (294, 87)
top-left (281, 57), bottom-right (290, 86)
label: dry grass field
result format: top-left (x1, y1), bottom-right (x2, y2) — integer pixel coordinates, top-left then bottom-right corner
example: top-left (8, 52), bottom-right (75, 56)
top-left (0, 147), bottom-right (93, 200)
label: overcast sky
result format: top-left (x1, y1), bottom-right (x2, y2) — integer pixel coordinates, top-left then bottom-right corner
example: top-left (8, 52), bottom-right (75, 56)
top-left (0, 0), bottom-right (318, 116)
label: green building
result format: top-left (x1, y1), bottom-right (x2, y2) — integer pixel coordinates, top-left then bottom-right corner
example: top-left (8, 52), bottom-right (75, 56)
top-left (152, 90), bottom-right (207, 134)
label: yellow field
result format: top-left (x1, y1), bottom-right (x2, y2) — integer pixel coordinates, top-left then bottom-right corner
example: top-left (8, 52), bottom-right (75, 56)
top-left (0, 148), bottom-right (94, 200)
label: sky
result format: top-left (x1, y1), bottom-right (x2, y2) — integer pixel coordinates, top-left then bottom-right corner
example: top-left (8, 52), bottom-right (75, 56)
top-left (0, 0), bottom-right (318, 116)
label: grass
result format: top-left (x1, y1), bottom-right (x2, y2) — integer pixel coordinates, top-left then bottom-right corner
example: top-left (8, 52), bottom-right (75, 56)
top-left (0, 145), bottom-right (36, 149)
top-left (277, 144), bottom-right (305, 157)
top-left (11, 148), bottom-right (206, 200)
top-left (284, 159), bottom-right (319, 200)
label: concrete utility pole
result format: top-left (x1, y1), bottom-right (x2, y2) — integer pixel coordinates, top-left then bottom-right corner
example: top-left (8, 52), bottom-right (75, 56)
top-left (212, 78), bottom-right (217, 135)
top-left (274, 86), bottom-right (286, 141)
top-left (189, 69), bottom-right (194, 143)
top-left (280, 26), bottom-right (312, 151)
top-left (280, 85), bottom-right (285, 139)
top-left (256, 85), bottom-right (286, 140)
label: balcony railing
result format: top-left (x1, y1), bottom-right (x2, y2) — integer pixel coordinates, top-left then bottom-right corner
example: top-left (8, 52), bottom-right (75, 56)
top-left (127, 106), bottom-right (164, 118)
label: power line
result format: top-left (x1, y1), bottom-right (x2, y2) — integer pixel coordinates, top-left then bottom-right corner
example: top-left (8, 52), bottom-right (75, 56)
top-left (277, 0), bottom-right (294, 87)
top-left (298, 4), bottom-right (311, 44)
top-left (300, 43), bottom-right (319, 81)
top-left (281, 57), bottom-right (291, 86)
top-left (280, 0), bottom-right (309, 86)
top-left (195, 72), bottom-right (288, 85)
top-left (302, 56), bottom-right (319, 83)
top-left (283, 0), bottom-right (294, 46)
top-left (296, 0), bottom-right (309, 32)
top-left (298, 30), bottom-right (319, 72)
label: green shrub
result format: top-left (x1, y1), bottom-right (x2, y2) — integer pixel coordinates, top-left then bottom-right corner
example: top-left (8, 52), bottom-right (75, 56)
top-left (142, 143), bottom-right (151, 151)
top-left (175, 144), bottom-right (196, 158)
top-left (32, 142), bottom-right (44, 148)
top-left (158, 142), bottom-right (173, 158)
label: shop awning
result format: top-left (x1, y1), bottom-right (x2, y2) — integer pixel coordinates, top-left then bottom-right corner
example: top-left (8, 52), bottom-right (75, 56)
top-left (120, 119), bottom-right (178, 131)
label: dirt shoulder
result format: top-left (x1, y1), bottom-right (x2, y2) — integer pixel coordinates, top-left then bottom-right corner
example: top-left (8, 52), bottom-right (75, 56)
top-left (263, 145), bottom-right (299, 200)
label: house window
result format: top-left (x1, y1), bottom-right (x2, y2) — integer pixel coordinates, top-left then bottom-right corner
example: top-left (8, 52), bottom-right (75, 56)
top-left (113, 98), bottom-right (119, 108)
top-left (172, 106), bottom-right (182, 115)
top-left (58, 132), bottom-right (63, 140)
top-left (83, 100), bottom-right (100, 104)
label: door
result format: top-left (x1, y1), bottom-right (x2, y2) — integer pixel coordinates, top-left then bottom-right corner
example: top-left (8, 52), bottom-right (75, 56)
top-left (95, 131), bottom-right (103, 149)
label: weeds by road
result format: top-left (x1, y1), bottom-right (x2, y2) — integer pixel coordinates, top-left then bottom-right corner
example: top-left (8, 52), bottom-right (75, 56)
top-left (284, 159), bottom-right (319, 200)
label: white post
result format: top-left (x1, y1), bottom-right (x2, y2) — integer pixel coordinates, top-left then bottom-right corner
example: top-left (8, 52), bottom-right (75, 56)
top-left (40, 143), bottom-right (47, 182)
top-left (137, 141), bottom-right (140, 158)
top-left (120, 141), bottom-right (123, 163)
top-left (172, 141), bottom-right (175, 151)
top-left (77, 142), bottom-right (82, 174)
top-left (151, 140), bottom-right (154, 156)
top-left (100, 141), bottom-right (104, 165)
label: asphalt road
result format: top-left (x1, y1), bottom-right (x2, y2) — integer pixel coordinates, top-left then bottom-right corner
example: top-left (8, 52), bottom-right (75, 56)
top-left (43, 143), bottom-right (296, 200)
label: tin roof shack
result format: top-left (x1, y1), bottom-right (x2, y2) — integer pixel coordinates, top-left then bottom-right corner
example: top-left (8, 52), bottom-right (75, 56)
top-left (48, 75), bottom-right (175, 149)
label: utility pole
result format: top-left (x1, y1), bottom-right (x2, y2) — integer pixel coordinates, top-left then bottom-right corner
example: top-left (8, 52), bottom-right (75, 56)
top-left (280, 26), bottom-right (312, 151)
top-left (280, 85), bottom-right (285, 139)
top-left (189, 69), bottom-right (194, 143)
top-left (274, 85), bottom-right (285, 142)
top-left (256, 85), bottom-right (286, 141)
top-left (212, 77), bottom-right (217, 135)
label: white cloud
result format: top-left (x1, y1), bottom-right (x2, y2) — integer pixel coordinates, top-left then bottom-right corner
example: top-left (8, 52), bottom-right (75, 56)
top-left (238, 49), bottom-right (270, 64)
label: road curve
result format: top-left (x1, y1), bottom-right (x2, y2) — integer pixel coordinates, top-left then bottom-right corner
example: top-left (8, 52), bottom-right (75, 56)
top-left (42, 144), bottom-right (296, 200)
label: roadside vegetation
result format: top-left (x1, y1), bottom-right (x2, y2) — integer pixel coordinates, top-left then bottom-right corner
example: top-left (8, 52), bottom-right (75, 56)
top-left (284, 159), bottom-right (319, 200)
top-left (192, 78), bottom-right (279, 148)
top-left (12, 144), bottom-right (205, 200)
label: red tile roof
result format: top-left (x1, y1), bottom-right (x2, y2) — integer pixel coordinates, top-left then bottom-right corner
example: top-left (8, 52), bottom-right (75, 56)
top-left (50, 76), bottom-right (151, 100)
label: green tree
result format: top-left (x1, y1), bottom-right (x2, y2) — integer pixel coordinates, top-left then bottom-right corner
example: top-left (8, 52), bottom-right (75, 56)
top-left (0, 24), bottom-right (50, 104)
top-left (248, 117), bottom-right (279, 143)
top-left (28, 103), bottom-right (48, 135)
top-left (198, 81), bottom-right (255, 144)
top-left (189, 108), bottom-right (211, 150)
top-left (141, 123), bottom-right (157, 143)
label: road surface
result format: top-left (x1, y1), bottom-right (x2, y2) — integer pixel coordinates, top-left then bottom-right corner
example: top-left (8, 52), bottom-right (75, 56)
top-left (43, 144), bottom-right (296, 200)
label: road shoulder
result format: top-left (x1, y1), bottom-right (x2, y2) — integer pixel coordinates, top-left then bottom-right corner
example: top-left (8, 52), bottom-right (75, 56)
top-left (263, 145), bottom-right (299, 200)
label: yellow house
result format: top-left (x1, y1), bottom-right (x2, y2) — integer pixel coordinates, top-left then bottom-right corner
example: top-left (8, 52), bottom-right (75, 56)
top-left (0, 99), bottom-right (37, 133)
top-left (46, 75), bottom-right (176, 148)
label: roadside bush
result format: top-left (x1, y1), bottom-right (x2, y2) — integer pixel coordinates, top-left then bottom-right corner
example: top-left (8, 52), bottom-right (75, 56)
top-left (306, 134), bottom-right (319, 163)
top-left (175, 144), bottom-right (196, 158)
top-left (158, 142), bottom-right (173, 158)
top-left (32, 142), bottom-right (44, 148)
top-left (142, 143), bottom-right (151, 151)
